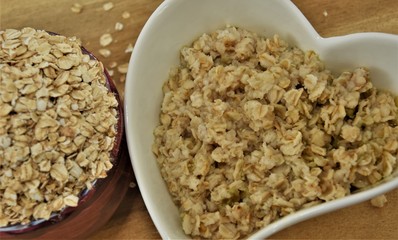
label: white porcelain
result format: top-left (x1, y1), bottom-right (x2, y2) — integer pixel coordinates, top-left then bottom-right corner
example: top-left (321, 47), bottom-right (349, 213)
top-left (124, 0), bottom-right (398, 239)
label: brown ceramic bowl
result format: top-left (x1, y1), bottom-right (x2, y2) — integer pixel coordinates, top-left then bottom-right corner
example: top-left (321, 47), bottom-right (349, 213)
top-left (0, 44), bottom-right (131, 239)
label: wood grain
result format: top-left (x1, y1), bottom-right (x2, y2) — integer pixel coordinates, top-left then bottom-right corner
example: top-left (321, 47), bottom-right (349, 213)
top-left (1, 0), bottom-right (397, 239)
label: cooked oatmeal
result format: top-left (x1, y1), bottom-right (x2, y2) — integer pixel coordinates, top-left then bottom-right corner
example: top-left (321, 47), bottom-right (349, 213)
top-left (152, 26), bottom-right (398, 239)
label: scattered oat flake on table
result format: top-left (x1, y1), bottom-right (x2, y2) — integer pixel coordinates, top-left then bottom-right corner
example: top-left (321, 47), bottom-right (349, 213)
top-left (71, 3), bottom-right (83, 13)
top-left (323, 10), bottom-right (328, 17)
top-left (103, 2), bottom-right (114, 11)
top-left (370, 195), bottom-right (387, 208)
top-left (99, 33), bottom-right (113, 47)
top-left (107, 69), bottom-right (114, 77)
top-left (125, 43), bottom-right (134, 53)
top-left (109, 61), bottom-right (118, 68)
top-left (115, 22), bottom-right (124, 31)
top-left (117, 63), bottom-right (129, 74)
top-left (99, 48), bottom-right (111, 58)
top-left (119, 74), bottom-right (126, 83)
top-left (122, 11), bottom-right (130, 19)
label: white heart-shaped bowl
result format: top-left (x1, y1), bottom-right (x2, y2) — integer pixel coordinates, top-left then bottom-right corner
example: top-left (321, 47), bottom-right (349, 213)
top-left (124, 0), bottom-right (398, 238)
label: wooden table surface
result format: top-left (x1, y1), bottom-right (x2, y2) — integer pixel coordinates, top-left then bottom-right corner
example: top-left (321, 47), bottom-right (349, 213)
top-left (1, 0), bottom-right (398, 239)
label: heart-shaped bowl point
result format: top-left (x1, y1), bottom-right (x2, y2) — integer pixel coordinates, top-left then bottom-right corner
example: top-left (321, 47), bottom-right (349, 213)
top-left (124, 0), bottom-right (398, 239)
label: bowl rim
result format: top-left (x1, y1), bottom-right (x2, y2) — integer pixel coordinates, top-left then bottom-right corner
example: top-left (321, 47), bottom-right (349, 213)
top-left (124, 0), bottom-right (398, 239)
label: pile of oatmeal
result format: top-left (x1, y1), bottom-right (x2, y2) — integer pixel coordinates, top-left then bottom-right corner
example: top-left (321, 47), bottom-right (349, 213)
top-left (152, 26), bottom-right (398, 239)
top-left (0, 28), bottom-right (118, 227)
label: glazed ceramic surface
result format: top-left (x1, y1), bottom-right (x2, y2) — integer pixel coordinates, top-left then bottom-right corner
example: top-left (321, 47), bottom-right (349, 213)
top-left (124, 0), bottom-right (398, 238)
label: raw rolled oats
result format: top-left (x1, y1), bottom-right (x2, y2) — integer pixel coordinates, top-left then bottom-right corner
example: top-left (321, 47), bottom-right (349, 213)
top-left (0, 28), bottom-right (118, 227)
top-left (99, 48), bottom-right (112, 58)
top-left (108, 61), bottom-right (118, 69)
top-left (103, 2), bottom-right (114, 11)
top-left (121, 11), bottom-right (131, 19)
top-left (114, 22), bottom-right (124, 32)
top-left (119, 75), bottom-right (126, 83)
top-left (107, 69), bottom-right (114, 77)
top-left (125, 43), bottom-right (133, 53)
top-left (71, 3), bottom-right (83, 14)
top-left (99, 33), bottom-right (113, 47)
top-left (117, 63), bottom-right (128, 74)
top-left (152, 26), bottom-right (398, 239)
top-left (370, 194), bottom-right (387, 208)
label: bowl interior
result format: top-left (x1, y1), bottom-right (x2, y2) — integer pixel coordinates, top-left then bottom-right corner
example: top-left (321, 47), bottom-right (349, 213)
top-left (125, 0), bottom-right (398, 238)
